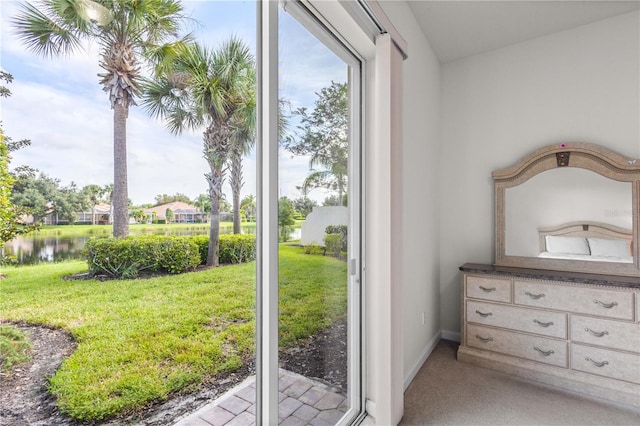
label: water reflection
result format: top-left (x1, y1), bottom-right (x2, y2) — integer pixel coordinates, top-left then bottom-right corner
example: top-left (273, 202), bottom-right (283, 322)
top-left (4, 226), bottom-right (300, 265)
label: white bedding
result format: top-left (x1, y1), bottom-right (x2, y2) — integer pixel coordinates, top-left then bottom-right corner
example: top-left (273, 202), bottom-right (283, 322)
top-left (538, 251), bottom-right (633, 263)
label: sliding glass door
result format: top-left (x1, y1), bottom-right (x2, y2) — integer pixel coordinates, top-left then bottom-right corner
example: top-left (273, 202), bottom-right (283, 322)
top-left (278, 2), bottom-right (362, 425)
top-left (258, 1), bottom-right (363, 424)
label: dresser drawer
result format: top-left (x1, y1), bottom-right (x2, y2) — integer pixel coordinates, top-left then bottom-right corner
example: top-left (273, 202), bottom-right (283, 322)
top-left (467, 300), bottom-right (567, 339)
top-left (570, 316), bottom-right (640, 354)
top-left (514, 281), bottom-right (634, 320)
top-left (571, 344), bottom-right (640, 384)
top-left (467, 324), bottom-right (567, 368)
top-left (466, 275), bottom-right (511, 303)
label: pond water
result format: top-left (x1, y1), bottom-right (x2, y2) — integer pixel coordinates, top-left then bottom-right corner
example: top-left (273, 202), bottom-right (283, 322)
top-left (4, 226), bottom-right (301, 265)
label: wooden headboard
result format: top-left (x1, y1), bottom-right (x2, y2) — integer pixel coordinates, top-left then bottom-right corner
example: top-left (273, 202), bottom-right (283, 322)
top-left (538, 221), bottom-right (632, 252)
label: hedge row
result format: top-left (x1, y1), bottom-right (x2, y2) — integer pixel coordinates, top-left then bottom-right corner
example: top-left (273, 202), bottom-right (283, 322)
top-left (189, 234), bottom-right (256, 265)
top-left (84, 234), bottom-right (256, 278)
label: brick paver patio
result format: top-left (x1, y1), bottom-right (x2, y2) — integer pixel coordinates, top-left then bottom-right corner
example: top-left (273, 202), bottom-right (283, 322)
top-left (174, 369), bottom-right (347, 426)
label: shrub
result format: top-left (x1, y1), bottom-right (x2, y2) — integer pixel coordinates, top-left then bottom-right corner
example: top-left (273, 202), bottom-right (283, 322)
top-left (303, 244), bottom-right (325, 255)
top-left (324, 233), bottom-right (343, 258)
top-left (186, 234), bottom-right (256, 265)
top-left (155, 237), bottom-right (202, 274)
top-left (0, 254), bottom-right (17, 266)
top-left (189, 235), bottom-right (209, 265)
top-left (325, 225), bottom-right (347, 252)
top-left (219, 234), bottom-right (256, 264)
top-left (84, 236), bottom-right (200, 278)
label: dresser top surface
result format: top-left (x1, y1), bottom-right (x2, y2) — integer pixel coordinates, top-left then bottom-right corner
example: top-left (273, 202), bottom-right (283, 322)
top-left (460, 263), bottom-right (640, 289)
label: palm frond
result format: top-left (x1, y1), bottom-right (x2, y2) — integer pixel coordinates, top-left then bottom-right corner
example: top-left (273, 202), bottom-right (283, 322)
top-left (140, 76), bottom-right (202, 135)
top-left (12, 1), bottom-right (85, 57)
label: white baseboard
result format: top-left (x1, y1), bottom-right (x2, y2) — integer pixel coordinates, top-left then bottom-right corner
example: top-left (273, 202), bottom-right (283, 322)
top-left (403, 330), bottom-right (441, 391)
top-left (441, 329), bottom-right (461, 342)
top-left (402, 329), bottom-right (461, 391)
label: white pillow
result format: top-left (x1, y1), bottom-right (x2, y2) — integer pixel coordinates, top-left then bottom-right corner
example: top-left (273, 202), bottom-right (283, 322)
top-left (545, 236), bottom-right (590, 255)
top-left (587, 238), bottom-right (631, 258)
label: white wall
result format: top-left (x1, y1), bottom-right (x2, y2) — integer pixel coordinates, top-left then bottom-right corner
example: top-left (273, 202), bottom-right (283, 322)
top-left (300, 206), bottom-right (347, 246)
top-left (379, 1), bottom-right (443, 387)
top-left (439, 11), bottom-right (640, 333)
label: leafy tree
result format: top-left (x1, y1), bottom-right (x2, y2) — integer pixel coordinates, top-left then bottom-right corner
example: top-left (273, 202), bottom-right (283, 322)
top-left (240, 194), bottom-right (256, 222)
top-left (165, 207), bottom-right (174, 224)
top-left (58, 182), bottom-right (88, 223)
top-left (0, 71), bottom-right (12, 98)
top-left (0, 72), bottom-right (38, 246)
top-left (293, 196), bottom-right (317, 219)
top-left (13, 0), bottom-right (188, 237)
top-left (12, 173), bottom-right (87, 223)
top-left (193, 193), bottom-right (210, 223)
top-left (1, 130), bottom-right (39, 246)
top-left (0, 72), bottom-right (36, 179)
top-left (154, 192), bottom-right (192, 206)
top-left (142, 38), bottom-right (255, 266)
top-left (282, 81), bottom-right (348, 205)
top-left (81, 184), bottom-right (105, 224)
top-left (278, 196), bottom-right (296, 242)
top-left (129, 206), bottom-right (147, 223)
top-left (323, 194), bottom-right (348, 207)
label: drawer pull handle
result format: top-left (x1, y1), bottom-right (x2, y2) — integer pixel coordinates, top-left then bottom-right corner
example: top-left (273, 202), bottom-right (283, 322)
top-left (585, 328), bottom-right (609, 338)
top-left (585, 357), bottom-right (609, 368)
top-left (475, 334), bottom-right (493, 343)
top-left (533, 319), bottom-right (554, 328)
top-left (475, 310), bottom-right (493, 318)
top-left (533, 346), bottom-right (555, 356)
top-left (593, 300), bottom-right (618, 309)
top-left (525, 291), bottom-right (545, 300)
top-left (479, 286), bottom-right (496, 293)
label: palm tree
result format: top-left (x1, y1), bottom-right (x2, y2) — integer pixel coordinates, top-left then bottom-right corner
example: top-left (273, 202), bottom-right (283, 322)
top-left (193, 193), bottom-right (210, 223)
top-left (142, 38), bottom-right (255, 266)
top-left (12, 0), bottom-right (187, 237)
top-left (81, 184), bottom-right (104, 224)
top-left (303, 150), bottom-right (347, 206)
top-left (101, 182), bottom-right (113, 224)
top-left (229, 115), bottom-right (255, 234)
top-left (240, 194), bottom-right (256, 223)
top-left (229, 98), bottom-right (287, 234)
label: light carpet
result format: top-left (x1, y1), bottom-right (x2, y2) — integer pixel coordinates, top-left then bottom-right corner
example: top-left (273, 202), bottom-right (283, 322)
top-left (401, 340), bottom-right (640, 425)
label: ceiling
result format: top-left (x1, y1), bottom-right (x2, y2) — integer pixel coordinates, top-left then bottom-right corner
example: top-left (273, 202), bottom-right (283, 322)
top-left (407, 1), bottom-right (640, 63)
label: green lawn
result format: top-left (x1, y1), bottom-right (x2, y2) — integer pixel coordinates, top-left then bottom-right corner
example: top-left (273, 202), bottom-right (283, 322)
top-left (0, 325), bottom-right (31, 371)
top-left (0, 244), bottom-right (346, 421)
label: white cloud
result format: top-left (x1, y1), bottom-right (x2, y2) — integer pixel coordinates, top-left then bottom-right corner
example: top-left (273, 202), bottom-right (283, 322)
top-left (2, 0), bottom-right (348, 207)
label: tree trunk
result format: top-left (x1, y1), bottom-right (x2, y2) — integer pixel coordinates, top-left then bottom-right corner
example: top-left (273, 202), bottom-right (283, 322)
top-left (203, 121), bottom-right (232, 266)
top-left (206, 172), bottom-right (221, 267)
top-left (113, 103), bottom-right (129, 237)
top-left (230, 147), bottom-right (243, 234)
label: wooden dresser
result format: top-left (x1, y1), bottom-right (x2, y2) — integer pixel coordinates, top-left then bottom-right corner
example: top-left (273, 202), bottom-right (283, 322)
top-left (457, 264), bottom-right (640, 410)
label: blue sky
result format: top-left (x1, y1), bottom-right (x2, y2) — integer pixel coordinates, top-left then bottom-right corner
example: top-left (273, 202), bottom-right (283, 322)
top-left (0, 0), bottom-right (347, 205)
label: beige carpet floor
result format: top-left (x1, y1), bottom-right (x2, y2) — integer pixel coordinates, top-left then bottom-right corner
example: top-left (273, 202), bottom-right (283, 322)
top-left (401, 339), bottom-right (640, 426)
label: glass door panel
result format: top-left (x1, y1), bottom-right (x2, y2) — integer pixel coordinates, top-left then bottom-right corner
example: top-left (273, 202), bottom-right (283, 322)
top-left (277, 3), bottom-right (361, 425)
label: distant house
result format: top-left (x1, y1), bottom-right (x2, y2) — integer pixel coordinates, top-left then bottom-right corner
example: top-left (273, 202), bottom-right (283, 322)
top-left (144, 202), bottom-right (207, 223)
top-left (75, 203), bottom-right (112, 225)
